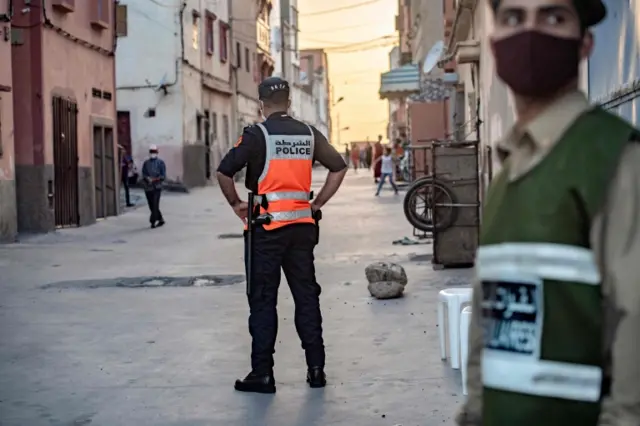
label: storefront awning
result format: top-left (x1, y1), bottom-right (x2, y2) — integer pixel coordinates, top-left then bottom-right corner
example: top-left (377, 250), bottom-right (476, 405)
top-left (379, 64), bottom-right (420, 100)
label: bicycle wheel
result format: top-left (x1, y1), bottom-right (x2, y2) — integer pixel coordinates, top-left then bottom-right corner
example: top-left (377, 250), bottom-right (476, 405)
top-left (403, 178), bottom-right (458, 232)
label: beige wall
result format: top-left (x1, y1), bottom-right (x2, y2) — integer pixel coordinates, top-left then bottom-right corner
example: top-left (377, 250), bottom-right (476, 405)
top-left (0, 1), bottom-right (14, 181)
top-left (232, 0), bottom-right (259, 101)
top-left (411, 0), bottom-right (445, 76)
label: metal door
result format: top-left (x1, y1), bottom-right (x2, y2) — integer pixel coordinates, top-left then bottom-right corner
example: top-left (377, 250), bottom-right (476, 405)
top-left (52, 96), bottom-right (79, 227)
top-left (430, 140), bottom-right (480, 268)
top-left (204, 110), bottom-right (211, 179)
top-left (94, 125), bottom-right (118, 219)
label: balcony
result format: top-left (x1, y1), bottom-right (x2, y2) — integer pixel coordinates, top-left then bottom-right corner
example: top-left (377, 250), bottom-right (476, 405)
top-left (257, 19), bottom-right (270, 54)
top-left (52, 0), bottom-right (75, 13)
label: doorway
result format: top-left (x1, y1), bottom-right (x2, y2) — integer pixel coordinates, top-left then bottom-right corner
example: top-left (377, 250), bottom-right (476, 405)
top-left (93, 125), bottom-right (117, 219)
top-left (117, 111), bottom-right (132, 155)
top-left (52, 96), bottom-right (80, 227)
top-left (204, 109), bottom-right (211, 179)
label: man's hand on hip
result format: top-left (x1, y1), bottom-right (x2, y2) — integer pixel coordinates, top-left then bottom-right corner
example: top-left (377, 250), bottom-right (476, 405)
top-left (232, 201), bottom-right (249, 221)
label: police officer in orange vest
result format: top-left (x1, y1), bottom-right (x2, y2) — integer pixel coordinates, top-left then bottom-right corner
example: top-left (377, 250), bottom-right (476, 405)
top-left (217, 77), bottom-right (348, 393)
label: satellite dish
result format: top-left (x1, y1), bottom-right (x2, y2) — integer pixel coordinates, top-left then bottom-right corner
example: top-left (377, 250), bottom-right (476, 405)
top-left (422, 40), bottom-right (445, 74)
top-left (155, 74), bottom-right (168, 91)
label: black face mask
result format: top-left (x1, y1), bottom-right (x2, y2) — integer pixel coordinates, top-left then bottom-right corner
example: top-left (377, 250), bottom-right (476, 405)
top-left (492, 30), bottom-right (582, 97)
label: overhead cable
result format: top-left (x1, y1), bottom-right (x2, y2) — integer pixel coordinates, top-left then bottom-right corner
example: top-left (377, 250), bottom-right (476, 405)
top-left (300, 0), bottom-right (384, 17)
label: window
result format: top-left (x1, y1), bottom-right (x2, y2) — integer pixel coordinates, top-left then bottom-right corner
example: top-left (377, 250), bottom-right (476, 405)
top-left (219, 22), bottom-right (229, 63)
top-left (115, 4), bottom-right (127, 37)
top-left (293, 64), bottom-right (301, 85)
top-left (253, 52), bottom-right (259, 82)
top-left (52, 0), bottom-right (75, 13)
top-left (291, 7), bottom-right (299, 57)
top-left (222, 115), bottom-right (230, 149)
top-left (245, 47), bottom-right (250, 72)
top-left (236, 42), bottom-right (242, 69)
top-left (91, 0), bottom-right (109, 29)
top-left (192, 11), bottom-right (200, 50)
top-left (196, 114), bottom-right (202, 141)
top-left (205, 12), bottom-right (215, 55)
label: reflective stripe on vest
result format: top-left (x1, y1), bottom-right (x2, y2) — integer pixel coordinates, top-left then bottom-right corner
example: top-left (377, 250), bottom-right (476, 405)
top-left (254, 191), bottom-right (311, 204)
top-left (481, 351), bottom-right (602, 402)
top-left (254, 123), bottom-right (315, 230)
top-left (477, 242), bottom-right (602, 402)
top-left (477, 242), bottom-right (600, 284)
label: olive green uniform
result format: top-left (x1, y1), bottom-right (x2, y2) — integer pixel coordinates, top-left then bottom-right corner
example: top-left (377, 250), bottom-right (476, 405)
top-left (457, 91), bottom-right (640, 425)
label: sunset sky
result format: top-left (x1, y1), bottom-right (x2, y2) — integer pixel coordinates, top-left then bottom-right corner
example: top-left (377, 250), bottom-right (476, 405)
top-left (297, 0), bottom-right (399, 146)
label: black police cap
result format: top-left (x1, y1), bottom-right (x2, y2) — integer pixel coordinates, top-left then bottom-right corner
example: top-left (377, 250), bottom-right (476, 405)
top-left (490, 0), bottom-right (606, 27)
top-left (258, 77), bottom-right (290, 100)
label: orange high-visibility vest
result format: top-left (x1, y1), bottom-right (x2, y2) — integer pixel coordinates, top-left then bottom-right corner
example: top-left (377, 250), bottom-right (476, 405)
top-left (247, 123), bottom-right (316, 231)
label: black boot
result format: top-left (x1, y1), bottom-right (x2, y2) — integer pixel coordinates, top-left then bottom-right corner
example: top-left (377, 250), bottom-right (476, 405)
top-left (234, 372), bottom-right (276, 394)
top-left (306, 367), bottom-right (326, 388)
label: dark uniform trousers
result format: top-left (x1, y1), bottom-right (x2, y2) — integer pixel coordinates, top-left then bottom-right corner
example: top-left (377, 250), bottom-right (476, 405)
top-left (244, 223), bottom-right (325, 374)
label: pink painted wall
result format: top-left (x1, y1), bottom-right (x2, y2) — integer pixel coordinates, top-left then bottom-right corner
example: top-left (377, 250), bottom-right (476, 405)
top-left (11, 0), bottom-right (115, 169)
top-left (0, 1), bottom-right (14, 180)
top-left (11, 0), bottom-right (42, 166)
top-left (43, 0), bottom-right (116, 168)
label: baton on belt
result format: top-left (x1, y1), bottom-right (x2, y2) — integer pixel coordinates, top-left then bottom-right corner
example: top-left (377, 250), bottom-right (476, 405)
top-left (312, 209), bottom-right (322, 244)
top-left (246, 193), bottom-right (271, 297)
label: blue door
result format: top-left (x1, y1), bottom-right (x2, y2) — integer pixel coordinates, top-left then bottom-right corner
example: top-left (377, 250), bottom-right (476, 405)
top-left (588, 0), bottom-right (639, 125)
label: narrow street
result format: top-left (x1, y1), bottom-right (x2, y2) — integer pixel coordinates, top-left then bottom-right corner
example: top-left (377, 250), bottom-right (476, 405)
top-left (0, 170), bottom-right (472, 426)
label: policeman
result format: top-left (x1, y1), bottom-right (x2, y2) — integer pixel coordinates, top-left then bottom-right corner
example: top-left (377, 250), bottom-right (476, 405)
top-left (216, 77), bottom-right (348, 394)
top-left (457, 0), bottom-right (640, 425)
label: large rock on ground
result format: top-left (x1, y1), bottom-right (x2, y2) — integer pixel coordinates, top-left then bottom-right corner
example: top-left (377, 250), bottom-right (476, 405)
top-left (367, 281), bottom-right (406, 299)
top-left (365, 262), bottom-right (408, 285)
top-left (365, 262), bottom-right (408, 299)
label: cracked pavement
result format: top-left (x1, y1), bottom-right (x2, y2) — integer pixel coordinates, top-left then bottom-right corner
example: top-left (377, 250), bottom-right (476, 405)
top-left (0, 170), bottom-right (473, 426)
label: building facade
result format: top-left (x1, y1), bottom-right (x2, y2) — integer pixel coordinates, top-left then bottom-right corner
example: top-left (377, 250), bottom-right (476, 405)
top-left (386, 46), bottom-right (408, 142)
top-left (270, 0), bottom-right (302, 118)
top-left (0, 0), bottom-right (16, 242)
top-left (231, 0), bottom-right (261, 133)
top-left (588, 0), bottom-right (639, 125)
top-left (116, 0), bottom-right (233, 189)
top-left (380, 0), bottom-right (457, 176)
top-left (300, 49), bottom-right (330, 138)
top-left (11, 0), bottom-right (117, 234)
top-left (256, 0), bottom-right (276, 84)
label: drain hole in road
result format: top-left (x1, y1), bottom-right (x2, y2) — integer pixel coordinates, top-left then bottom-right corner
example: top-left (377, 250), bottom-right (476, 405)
top-left (42, 275), bottom-right (245, 289)
top-left (218, 233), bottom-right (244, 239)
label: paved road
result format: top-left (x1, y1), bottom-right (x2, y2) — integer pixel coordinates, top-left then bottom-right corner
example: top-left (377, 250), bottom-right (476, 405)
top-left (0, 170), bottom-right (473, 426)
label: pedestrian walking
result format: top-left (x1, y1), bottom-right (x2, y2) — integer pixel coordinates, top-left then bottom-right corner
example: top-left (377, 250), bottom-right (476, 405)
top-left (373, 146), bottom-right (398, 196)
top-left (350, 143), bottom-right (360, 171)
top-left (119, 145), bottom-right (135, 207)
top-left (365, 142), bottom-right (373, 170)
top-left (141, 145), bottom-right (166, 229)
top-left (344, 144), bottom-right (350, 167)
top-left (457, 1), bottom-right (640, 425)
top-left (373, 136), bottom-right (383, 183)
top-left (216, 77), bottom-right (348, 394)
top-left (359, 147), bottom-right (367, 168)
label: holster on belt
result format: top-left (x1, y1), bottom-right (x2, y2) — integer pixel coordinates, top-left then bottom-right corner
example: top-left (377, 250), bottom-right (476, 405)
top-left (245, 192), bottom-right (271, 297)
top-left (312, 209), bottom-right (322, 244)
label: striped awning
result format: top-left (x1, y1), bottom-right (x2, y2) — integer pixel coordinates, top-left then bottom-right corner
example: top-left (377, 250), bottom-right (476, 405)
top-left (379, 64), bottom-right (420, 99)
